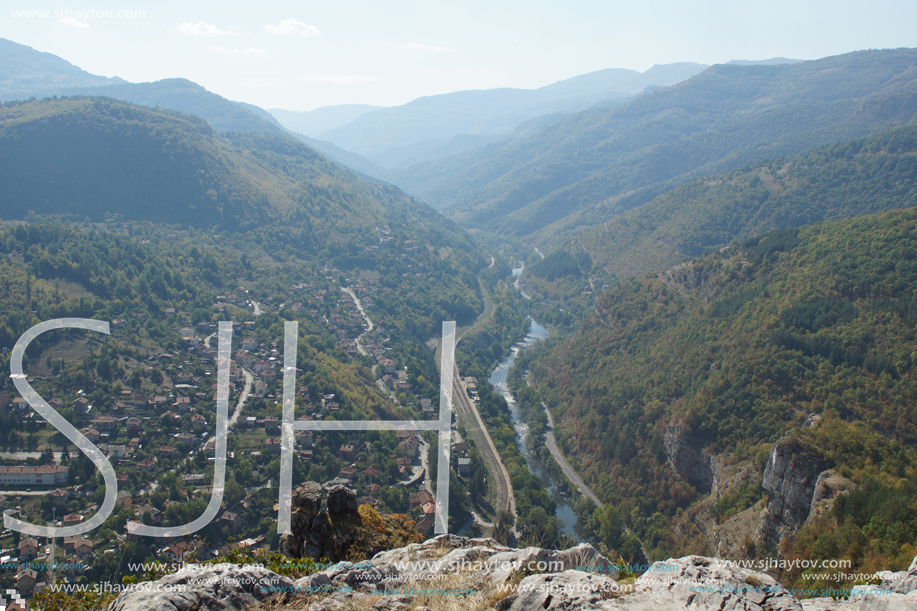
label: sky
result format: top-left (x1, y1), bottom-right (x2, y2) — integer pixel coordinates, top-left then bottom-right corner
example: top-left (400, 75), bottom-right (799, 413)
top-left (2, 0), bottom-right (917, 111)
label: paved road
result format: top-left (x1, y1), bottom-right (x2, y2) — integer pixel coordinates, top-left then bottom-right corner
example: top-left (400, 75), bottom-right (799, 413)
top-left (228, 368), bottom-right (253, 430)
top-left (340, 287), bottom-right (374, 356)
top-left (0, 452), bottom-right (63, 462)
top-left (541, 400), bottom-right (603, 508)
top-left (204, 331), bottom-right (252, 430)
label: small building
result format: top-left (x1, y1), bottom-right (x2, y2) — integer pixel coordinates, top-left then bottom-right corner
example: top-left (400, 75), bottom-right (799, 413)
top-left (117, 490), bottom-right (133, 510)
top-left (174, 432), bottom-right (197, 448)
top-left (91, 416), bottom-right (116, 431)
top-left (220, 511), bottom-right (242, 533)
top-left (72, 397), bottom-right (90, 415)
top-left (63, 513), bottom-right (82, 527)
top-left (157, 445), bottom-right (178, 458)
top-left (63, 536), bottom-right (93, 558)
top-left (15, 569), bottom-right (37, 595)
top-left (415, 515), bottom-right (434, 537)
top-left (17, 537), bottom-right (38, 561)
top-left (398, 436), bottom-right (418, 458)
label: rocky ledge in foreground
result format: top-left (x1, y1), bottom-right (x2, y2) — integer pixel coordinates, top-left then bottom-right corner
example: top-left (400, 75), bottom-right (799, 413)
top-left (107, 535), bottom-right (917, 611)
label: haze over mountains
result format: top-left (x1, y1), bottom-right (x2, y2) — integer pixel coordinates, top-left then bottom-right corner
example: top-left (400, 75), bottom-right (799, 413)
top-left (5, 38), bottom-right (917, 289)
top-left (0, 37), bottom-right (125, 99)
top-left (397, 50), bottom-right (917, 242)
top-left (283, 62), bottom-right (710, 167)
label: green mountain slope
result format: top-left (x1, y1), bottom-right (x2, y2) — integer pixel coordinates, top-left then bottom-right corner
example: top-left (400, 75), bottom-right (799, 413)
top-left (528, 209), bottom-right (917, 562)
top-left (48, 78), bottom-right (289, 136)
top-left (0, 97), bottom-right (394, 231)
top-left (0, 39), bottom-right (386, 180)
top-left (571, 123), bottom-right (917, 279)
top-left (0, 37), bottom-right (124, 100)
top-left (394, 49), bottom-right (917, 241)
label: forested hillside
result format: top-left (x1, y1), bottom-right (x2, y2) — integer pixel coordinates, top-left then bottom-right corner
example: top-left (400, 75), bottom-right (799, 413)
top-left (528, 209), bottom-right (917, 577)
top-left (0, 97), bottom-right (402, 234)
top-left (391, 49), bottom-right (917, 243)
top-left (573, 123), bottom-right (917, 278)
top-left (0, 94), bottom-right (497, 352)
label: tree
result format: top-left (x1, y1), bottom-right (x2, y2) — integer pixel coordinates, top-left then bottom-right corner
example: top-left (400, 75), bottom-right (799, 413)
top-left (224, 479), bottom-right (245, 506)
top-left (39, 445), bottom-right (54, 465)
top-left (493, 510), bottom-right (516, 546)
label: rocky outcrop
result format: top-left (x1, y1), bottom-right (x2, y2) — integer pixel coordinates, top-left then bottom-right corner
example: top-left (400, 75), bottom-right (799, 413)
top-left (105, 535), bottom-right (917, 611)
top-left (804, 470), bottom-right (853, 526)
top-left (108, 535), bottom-right (917, 611)
top-left (754, 440), bottom-right (827, 549)
top-left (664, 424), bottom-right (713, 492)
top-left (604, 555), bottom-right (803, 610)
top-left (279, 481), bottom-right (422, 563)
top-left (106, 563), bottom-right (296, 611)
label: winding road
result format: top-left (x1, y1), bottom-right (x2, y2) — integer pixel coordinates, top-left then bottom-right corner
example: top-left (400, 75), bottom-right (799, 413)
top-left (340, 287), bottom-right (374, 356)
top-left (540, 400), bottom-right (603, 508)
top-left (203, 333), bottom-right (253, 436)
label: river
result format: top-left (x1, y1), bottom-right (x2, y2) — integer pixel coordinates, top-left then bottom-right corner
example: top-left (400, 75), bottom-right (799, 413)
top-left (488, 317), bottom-right (585, 542)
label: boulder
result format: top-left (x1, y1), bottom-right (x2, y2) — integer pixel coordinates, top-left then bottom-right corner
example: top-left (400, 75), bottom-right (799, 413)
top-left (106, 564), bottom-right (296, 611)
top-left (326, 485), bottom-right (358, 515)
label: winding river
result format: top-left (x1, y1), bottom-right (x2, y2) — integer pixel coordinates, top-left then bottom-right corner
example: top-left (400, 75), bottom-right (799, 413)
top-left (488, 317), bottom-right (585, 542)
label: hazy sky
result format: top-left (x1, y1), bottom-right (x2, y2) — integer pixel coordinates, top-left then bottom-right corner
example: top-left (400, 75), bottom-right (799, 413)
top-left (3, 0), bottom-right (916, 111)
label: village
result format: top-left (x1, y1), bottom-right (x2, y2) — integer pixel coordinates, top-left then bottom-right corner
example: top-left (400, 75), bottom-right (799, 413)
top-left (0, 234), bottom-right (478, 598)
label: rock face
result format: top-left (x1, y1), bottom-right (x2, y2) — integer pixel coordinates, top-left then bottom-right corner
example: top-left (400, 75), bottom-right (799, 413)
top-left (326, 484), bottom-right (358, 514)
top-left (106, 564), bottom-right (296, 611)
top-left (603, 555), bottom-right (803, 611)
top-left (754, 440), bottom-right (827, 549)
top-left (106, 536), bottom-right (917, 611)
top-left (279, 482), bottom-right (360, 562)
top-left (278, 481), bottom-right (421, 563)
top-left (664, 424), bottom-right (713, 492)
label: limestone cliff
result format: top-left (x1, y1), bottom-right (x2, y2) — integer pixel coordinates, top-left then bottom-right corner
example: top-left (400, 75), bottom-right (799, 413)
top-left (754, 440), bottom-right (828, 550)
top-left (104, 535), bottom-right (917, 611)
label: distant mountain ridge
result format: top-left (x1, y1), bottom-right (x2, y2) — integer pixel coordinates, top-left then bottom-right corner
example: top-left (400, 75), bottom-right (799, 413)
top-left (0, 37), bottom-right (388, 181)
top-left (310, 62), bottom-right (709, 167)
top-left (573, 124), bottom-right (917, 279)
top-left (269, 104), bottom-right (384, 137)
top-left (0, 37), bottom-right (125, 100)
top-left (388, 48), bottom-right (917, 242)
